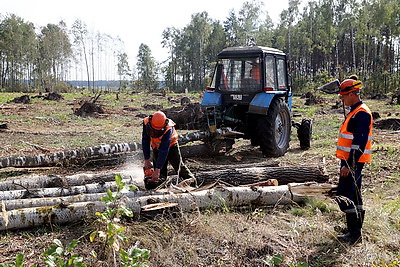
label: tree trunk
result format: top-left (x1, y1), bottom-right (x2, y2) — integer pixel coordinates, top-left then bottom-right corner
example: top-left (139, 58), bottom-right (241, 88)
top-left (0, 171), bottom-right (140, 191)
top-left (2, 190), bottom-right (162, 211)
top-left (0, 143), bottom-right (142, 169)
top-left (0, 183), bottom-right (336, 231)
top-left (195, 166), bottom-right (328, 185)
top-left (162, 103), bottom-right (204, 130)
top-left (193, 161), bottom-right (280, 172)
top-left (0, 128), bottom-right (235, 169)
top-left (0, 180), bottom-right (138, 201)
top-left (180, 144), bottom-right (217, 158)
top-left (0, 184), bottom-right (302, 231)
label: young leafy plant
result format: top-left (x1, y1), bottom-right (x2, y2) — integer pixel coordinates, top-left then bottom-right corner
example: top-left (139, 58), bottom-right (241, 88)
top-left (42, 239), bottom-right (86, 267)
top-left (119, 246), bottom-right (150, 267)
top-left (0, 254), bottom-right (24, 267)
top-left (90, 174), bottom-right (150, 266)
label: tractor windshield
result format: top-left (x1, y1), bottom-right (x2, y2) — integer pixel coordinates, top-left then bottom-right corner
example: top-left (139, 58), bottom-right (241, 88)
top-left (216, 57), bottom-right (262, 93)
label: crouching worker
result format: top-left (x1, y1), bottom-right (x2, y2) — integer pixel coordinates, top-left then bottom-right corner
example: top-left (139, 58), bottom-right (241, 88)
top-left (142, 111), bottom-right (195, 189)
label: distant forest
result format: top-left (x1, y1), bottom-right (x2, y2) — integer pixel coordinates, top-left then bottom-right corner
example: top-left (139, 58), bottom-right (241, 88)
top-left (1, 0), bottom-right (399, 95)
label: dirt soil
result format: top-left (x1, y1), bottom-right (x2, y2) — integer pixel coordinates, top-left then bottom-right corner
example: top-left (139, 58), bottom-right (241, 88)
top-left (0, 91), bottom-right (399, 266)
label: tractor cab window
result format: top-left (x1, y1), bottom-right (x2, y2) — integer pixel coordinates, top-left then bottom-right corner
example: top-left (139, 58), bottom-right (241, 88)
top-left (217, 57), bottom-right (262, 92)
top-left (265, 55), bottom-right (276, 90)
top-left (277, 58), bottom-right (288, 90)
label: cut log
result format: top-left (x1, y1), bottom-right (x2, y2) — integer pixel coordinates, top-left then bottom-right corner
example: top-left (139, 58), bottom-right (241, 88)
top-left (0, 143), bottom-right (142, 169)
top-left (0, 182), bottom-right (337, 231)
top-left (0, 171), bottom-right (141, 191)
top-left (0, 179), bottom-right (139, 201)
top-left (0, 127), bottom-right (240, 169)
top-left (178, 128), bottom-right (234, 145)
top-left (0, 185), bottom-right (294, 231)
top-left (194, 161), bottom-right (280, 172)
top-left (0, 201), bottom-right (107, 231)
top-left (2, 190), bottom-right (164, 211)
top-left (195, 166), bottom-right (328, 185)
top-left (180, 144), bottom-right (217, 158)
top-left (162, 103), bottom-right (204, 130)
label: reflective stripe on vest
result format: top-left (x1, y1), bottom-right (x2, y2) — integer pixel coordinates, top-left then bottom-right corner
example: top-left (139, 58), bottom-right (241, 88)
top-left (144, 117), bottom-right (178, 149)
top-left (336, 103), bottom-right (373, 163)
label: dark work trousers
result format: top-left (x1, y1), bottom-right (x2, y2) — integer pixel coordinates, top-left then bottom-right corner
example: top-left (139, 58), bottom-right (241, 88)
top-left (152, 144), bottom-right (194, 181)
top-left (336, 161), bottom-right (365, 214)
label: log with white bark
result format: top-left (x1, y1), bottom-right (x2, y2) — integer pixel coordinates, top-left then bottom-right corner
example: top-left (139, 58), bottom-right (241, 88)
top-left (0, 184), bottom-right (310, 231)
top-left (178, 128), bottom-right (234, 145)
top-left (0, 179), bottom-right (140, 201)
top-left (195, 165), bottom-right (328, 185)
top-left (0, 165), bottom-right (326, 200)
top-left (0, 170), bottom-right (142, 191)
top-left (2, 190), bottom-right (166, 211)
top-left (0, 143), bottom-right (142, 169)
top-left (0, 128), bottom-right (226, 169)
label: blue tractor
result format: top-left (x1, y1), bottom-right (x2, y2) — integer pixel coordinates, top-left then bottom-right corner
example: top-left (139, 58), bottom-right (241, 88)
top-left (201, 46), bottom-right (311, 157)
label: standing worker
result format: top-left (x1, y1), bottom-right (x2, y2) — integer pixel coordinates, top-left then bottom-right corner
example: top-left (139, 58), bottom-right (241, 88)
top-left (142, 111), bottom-right (195, 189)
top-left (335, 77), bottom-right (373, 245)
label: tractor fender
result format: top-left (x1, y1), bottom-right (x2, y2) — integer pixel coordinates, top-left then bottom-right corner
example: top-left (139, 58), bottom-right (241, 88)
top-left (201, 91), bottom-right (222, 107)
top-left (248, 92), bottom-right (293, 115)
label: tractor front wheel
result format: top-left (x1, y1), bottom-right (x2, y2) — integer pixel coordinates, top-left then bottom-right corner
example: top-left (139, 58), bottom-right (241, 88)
top-left (257, 98), bottom-right (291, 157)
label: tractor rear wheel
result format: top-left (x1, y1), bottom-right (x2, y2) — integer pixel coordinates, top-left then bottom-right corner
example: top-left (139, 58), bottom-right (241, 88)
top-left (257, 98), bottom-right (291, 157)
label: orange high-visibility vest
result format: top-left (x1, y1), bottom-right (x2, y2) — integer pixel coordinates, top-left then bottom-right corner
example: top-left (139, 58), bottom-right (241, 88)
top-left (336, 103), bottom-right (373, 163)
top-left (251, 65), bottom-right (261, 81)
top-left (144, 117), bottom-right (178, 149)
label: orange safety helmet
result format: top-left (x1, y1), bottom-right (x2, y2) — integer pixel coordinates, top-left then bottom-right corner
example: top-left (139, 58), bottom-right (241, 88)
top-left (150, 111), bottom-right (168, 130)
top-left (339, 79), bottom-right (363, 95)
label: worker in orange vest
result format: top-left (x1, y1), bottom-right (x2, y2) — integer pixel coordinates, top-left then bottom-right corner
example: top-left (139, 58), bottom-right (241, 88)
top-left (142, 111), bottom-right (195, 189)
top-left (335, 76), bottom-right (373, 245)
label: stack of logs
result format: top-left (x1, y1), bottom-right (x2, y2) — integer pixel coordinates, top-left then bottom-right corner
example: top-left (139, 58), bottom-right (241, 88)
top-left (0, 162), bottom-right (334, 231)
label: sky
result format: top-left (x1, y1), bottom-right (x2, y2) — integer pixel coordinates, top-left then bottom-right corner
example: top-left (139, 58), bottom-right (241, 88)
top-left (1, 0), bottom-right (290, 69)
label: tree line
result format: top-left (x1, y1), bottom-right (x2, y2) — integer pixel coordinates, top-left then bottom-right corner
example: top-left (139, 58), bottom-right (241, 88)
top-left (1, 0), bottom-right (399, 95)
top-left (0, 15), bottom-right (128, 91)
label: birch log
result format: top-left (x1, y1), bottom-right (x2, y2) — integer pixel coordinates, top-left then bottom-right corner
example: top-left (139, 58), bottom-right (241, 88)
top-left (0, 179), bottom-right (140, 201)
top-left (0, 143), bottom-right (142, 169)
top-left (0, 171), bottom-right (140, 191)
top-left (0, 128), bottom-right (223, 169)
top-left (0, 184), bottom-right (302, 231)
top-left (2, 190), bottom-right (165, 211)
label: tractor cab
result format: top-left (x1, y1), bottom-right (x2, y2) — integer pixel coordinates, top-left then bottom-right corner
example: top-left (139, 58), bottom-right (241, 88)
top-left (204, 46), bottom-right (291, 108)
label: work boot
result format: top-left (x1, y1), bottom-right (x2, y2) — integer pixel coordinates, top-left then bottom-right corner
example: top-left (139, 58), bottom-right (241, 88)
top-left (337, 212), bottom-right (362, 245)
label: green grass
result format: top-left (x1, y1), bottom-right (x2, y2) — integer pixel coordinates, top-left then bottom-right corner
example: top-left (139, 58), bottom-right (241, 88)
top-left (290, 198), bottom-right (336, 216)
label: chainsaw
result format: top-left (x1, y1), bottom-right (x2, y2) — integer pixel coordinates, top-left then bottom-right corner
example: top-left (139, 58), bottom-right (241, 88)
top-left (143, 167), bottom-right (160, 190)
